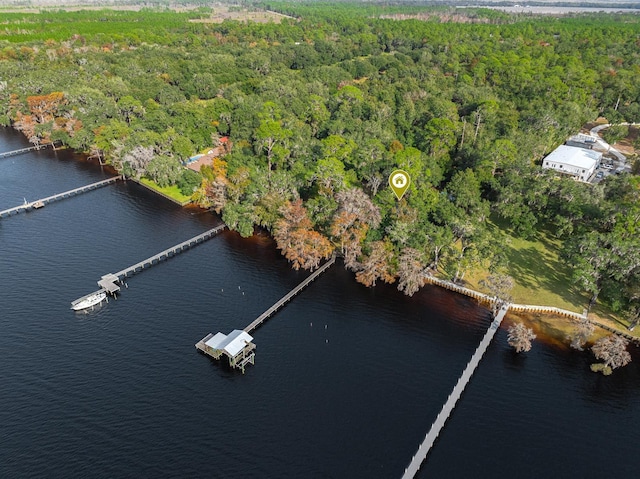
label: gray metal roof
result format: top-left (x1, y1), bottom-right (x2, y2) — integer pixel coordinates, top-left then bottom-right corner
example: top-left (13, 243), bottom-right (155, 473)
top-left (205, 330), bottom-right (253, 357)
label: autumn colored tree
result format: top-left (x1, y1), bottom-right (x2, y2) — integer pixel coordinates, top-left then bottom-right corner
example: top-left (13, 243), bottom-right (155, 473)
top-left (200, 158), bottom-right (228, 213)
top-left (397, 247), bottom-right (425, 296)
top-left (330, 187), bottom-right (381, 270)
top-left (274, 199), bottom-right (333, 270)
top-left (13, 112), bottom-right (37, 143)
top-left (566, 318), bottom-right (595, 351)
top-left (27, 92), bottom-right (65, 124)
top-left (591, 335), bottom-right (631, 375)
top-left (355, 240), bottom-right (396, 287)
top-left (507, 323), bottom-right (536, 353)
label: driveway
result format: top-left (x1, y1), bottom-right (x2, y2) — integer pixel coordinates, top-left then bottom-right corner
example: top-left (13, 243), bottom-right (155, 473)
top-left (589, 122), bottom-right (639, 162)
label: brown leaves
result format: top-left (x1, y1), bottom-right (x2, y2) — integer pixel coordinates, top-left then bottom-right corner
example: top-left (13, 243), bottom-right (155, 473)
top-left (591, 335), bottom-right (631, 371)
top-left (355, 240), bottom-right (396, 287)
top-left (397, 247), bottom-right (425, 296)
top-left (201, 158), bottom-right (229, 213)
top-left (275, 199), bottom-right (334, 271)
top-left (285, 229), bottom-right (334, 271)
top-left (330, 187), bottom-right (381, 270)
top-left (507, 322), bottom-right (536, 353)
top-left (27, 91), bottom-right (65, 124)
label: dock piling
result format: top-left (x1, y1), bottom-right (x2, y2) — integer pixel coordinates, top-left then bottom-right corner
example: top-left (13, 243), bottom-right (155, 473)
top-left (244, 255), bottom-right (336, 333)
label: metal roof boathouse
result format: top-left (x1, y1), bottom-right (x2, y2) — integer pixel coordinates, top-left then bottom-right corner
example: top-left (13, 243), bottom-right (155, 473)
top-left (195, 330), bottom-right (256, 373)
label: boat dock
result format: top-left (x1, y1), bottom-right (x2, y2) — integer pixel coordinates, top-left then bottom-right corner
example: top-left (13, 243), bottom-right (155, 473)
top-left (244, 254), bottom-right (336, 333)
top-left (0, 176), bottom-right (121, 218)
top-left (195, 254), bottom-right (336, 373)
top-left (195, 330), bottom-right (256, 374)
top-left (401, 305), bottom-right (510, 478)
top-left (0, 143), bottom-right (53, 159)
top-left (71, 224), bottom-right (227, 306)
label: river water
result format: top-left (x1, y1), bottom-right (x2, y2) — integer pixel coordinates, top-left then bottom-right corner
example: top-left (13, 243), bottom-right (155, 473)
top-left (1, 127), bottom-right (639, 478)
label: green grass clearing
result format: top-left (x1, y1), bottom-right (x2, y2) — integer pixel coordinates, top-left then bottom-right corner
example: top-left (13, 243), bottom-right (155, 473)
top-left (139, 178), bottom-right (192, 205)
top-left (464, 217), bottom-right (589, 313)
top-left (456, 216), bottom-right (640, 340)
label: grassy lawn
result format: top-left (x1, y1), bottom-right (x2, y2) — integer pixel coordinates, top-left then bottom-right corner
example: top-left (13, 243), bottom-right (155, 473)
top-left (463, 217), bottom-right (589, 313)
top-left (460, 217), bottom-right (640, 339)
top-left (139, 178), bottom-right (192, 205)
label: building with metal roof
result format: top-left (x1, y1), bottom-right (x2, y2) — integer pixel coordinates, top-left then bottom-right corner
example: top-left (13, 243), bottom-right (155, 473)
top-left (542, 145), bottom-right (602, 182)
top-left (566, 133), bottom-right (597, 150)
top-left (196, 329), bottom-right (256, 373)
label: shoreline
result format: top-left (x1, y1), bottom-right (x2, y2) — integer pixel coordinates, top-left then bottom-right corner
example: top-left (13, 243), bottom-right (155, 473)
top-left (424, 274), bottom-right (639, 345)
top-left (131, 178), bottom-right (192, 207)
top-left (4, 126), bottom-right (636, 347)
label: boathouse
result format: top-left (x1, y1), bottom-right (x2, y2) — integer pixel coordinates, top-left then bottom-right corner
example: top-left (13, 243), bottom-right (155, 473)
top-left (196, 329), bottom-right (256, 373)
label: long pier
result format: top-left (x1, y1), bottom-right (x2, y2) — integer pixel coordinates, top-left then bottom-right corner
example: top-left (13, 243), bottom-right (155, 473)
top-left (113, 223), bottom-right (227, 280)
top-left (0, 143), bottom-right (53, 159)
top-left (0, 176), bottom-right (121, 218)
top-left (402, 305), bottom-right (510, 479)
top-left (244, 255), bottom-right (336, 333)
top-left (72, 224), bottom-right (227, 306)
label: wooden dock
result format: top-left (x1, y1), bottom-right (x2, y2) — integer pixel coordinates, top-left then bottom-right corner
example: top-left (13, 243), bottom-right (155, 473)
top-left (195, 330), bottom-right (256, 374)
top-left (0, 143), bottom-right (53, 159)
top-left (244, 254), bottom-right (336, 333)
top-left (72, 224), bottom-right (227, 306)
top-left (113, 223), bottom-right (227, 280)
top-left (401, 305), bottom-right (510, 479)
top-left (0, 176), bottom-right (121, 218)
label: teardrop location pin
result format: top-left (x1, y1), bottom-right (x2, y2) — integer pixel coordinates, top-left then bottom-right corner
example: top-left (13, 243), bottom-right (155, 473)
top-left (389, 169), bottom-right (411, 200)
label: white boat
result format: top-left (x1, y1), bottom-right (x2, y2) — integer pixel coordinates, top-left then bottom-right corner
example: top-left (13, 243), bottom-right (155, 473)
top-left (71, 291), bottom-right (107, 311)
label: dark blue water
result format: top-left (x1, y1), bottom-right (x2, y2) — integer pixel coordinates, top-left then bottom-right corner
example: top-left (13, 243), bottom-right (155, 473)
top-left (1, 127), bottom-right (639, 478)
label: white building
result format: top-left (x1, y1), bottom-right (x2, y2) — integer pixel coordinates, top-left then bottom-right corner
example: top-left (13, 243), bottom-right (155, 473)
top-left (542, 145), bottom-right (602, 182)
top-left (197, 329), bottom-right (256, 373)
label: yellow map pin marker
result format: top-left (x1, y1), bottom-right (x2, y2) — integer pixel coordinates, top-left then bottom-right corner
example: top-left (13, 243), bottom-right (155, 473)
top-left (389, 169), bottom-right (410, 200)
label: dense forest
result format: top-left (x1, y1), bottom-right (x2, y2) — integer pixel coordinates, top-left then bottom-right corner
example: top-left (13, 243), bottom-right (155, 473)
top-left (1, 2), bottom-right (639, 327)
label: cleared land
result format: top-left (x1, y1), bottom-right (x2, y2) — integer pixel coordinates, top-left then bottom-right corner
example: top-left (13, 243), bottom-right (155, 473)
top-left (464, 217), bottom-right (587, 313)
top-left (139, 178), bottom-right (192, 206)
top-left (461, 217), bottom-right (640, 339)
top-left (188, 7), bottom-right (292, 24)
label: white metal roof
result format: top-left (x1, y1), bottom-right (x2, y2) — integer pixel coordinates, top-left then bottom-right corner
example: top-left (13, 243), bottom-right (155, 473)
top-left (545, 145), bottom-right (601, 170)
top-left (204, 329), bottom-right (253, 357)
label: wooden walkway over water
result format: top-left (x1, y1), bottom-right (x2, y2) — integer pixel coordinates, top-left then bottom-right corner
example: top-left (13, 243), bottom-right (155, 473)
top-left (244, 255), bottom-right (336, 333)
top-left (113, 223), bottom-right (227, 280)
top-left (72, 224), bottom-right (227, 306)
top-left (0, 143), bottom-right (53, 159)
top-left (401, 305), bottom-right (510, 479)
top-left (0, 176), bottom-right (121, 218)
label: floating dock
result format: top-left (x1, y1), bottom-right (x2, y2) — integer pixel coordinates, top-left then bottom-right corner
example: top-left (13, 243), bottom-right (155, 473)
top-left (401, 305), bottom-right (510, 478)
top-left (0, 176), bottom-right (122, 218)
top-left (71, 224), bottom-right (227, 306)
